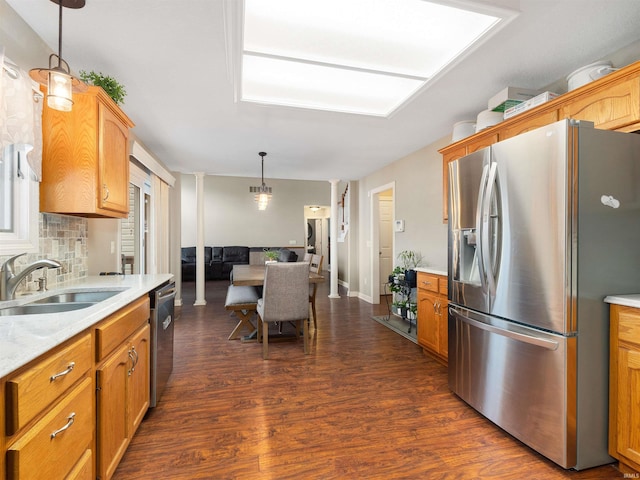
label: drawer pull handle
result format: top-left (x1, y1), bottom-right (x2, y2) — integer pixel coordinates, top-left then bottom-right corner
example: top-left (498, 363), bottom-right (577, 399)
top-left (50, 412), bottom-right (75, 439)
top-left (422, 281), bottom-right (432, 285)
top-left (50, 362), bottom-right (75, 382)
top-left (128, 349), bottom-right (135, 376)
top-left (103, 183), bottom-right (110, 201)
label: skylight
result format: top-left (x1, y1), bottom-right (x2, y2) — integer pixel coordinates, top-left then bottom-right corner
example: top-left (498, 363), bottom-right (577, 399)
top-left (241, 0), bottom-right (509, 117)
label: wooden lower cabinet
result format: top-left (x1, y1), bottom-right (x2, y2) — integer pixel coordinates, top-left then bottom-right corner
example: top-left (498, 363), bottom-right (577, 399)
top-left (6, 377), bottom-right (94, 480)
top-left (2, 295), bottom-right (151, 480)
top-left (96, 321), bottom-right (150, 480)
top-left (609, 304), bottom-right (640, 474)
top-left (416, 272), bottom-right (448, 364)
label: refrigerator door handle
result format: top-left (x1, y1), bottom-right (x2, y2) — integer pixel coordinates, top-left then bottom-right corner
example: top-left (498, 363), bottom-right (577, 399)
top-left (481, 162), bottom-right (498, 296)
top-left (450, 307), bottom-right (559, 351)
top-left (475, 163), bottom-right (490, 294)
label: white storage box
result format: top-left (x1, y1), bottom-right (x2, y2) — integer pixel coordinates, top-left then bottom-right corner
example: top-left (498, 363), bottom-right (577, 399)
top-left (488, 87), bottom-right (542, 112)
top-left (503, 91), bottom-right (560, 119)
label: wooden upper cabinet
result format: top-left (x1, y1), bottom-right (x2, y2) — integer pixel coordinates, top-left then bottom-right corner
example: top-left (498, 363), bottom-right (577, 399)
top-left (40, 86), bottom-right (134, 218)
top-left (500, 108), bottom-right (559, 141)
top-left (439, 61), bottom-right (640, 223)
top-left (561, 74), bottom-right (640, 131)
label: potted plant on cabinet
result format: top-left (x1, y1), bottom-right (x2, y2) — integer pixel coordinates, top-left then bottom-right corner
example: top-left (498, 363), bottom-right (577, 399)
top-left (79, 70), bottom-right (127, 106)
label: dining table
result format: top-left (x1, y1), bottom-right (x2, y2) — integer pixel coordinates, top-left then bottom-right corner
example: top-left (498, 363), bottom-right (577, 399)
top-left (231, 264), bottom-right (324, 287)
top-left (229, 263), bottom-right (324, 342)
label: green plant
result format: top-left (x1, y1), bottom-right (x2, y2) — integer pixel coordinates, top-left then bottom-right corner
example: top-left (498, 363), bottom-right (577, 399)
top-left (263, 249), bottom-right (279, 261)
top-left (388, 266), bottom-right (405, 293)
top-left (397, 250), bottom-right (423, 270)
top-left (79, 70), bottom-right (127, 105)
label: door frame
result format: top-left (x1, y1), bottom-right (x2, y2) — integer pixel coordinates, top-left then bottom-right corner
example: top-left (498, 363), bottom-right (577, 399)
top-left (369, 182), bottom-right (395, 304)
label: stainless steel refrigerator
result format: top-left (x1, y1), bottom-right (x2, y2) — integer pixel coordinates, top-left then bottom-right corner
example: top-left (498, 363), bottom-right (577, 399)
top-left (447, 119), bottom-right (640, 470)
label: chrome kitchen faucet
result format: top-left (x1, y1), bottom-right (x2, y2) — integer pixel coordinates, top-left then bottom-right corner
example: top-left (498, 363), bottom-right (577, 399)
top-left (0, 253), bottom-right (62, 301)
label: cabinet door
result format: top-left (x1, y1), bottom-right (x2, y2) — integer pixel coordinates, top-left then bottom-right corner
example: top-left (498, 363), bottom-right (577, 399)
top-left (98, 101), bottom-right (129, 214)
top-left (616, 346), bottom-right (640, 466)
top-left (561, 77), bottom-right (640, 131)
top-left (417, 290), bottom-right (438, 352)
top-left (129, 324), bottom-right (150, 435)
top-left (438, 297), bottom-right (449, 359)
top-left (501, 109), bottom-right (559, 141)
top-left (96, 342), bottom-right (131, 480)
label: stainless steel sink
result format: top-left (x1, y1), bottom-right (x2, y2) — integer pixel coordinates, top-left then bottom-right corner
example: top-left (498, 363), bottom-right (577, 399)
top-left (30, 290), bottom-right (122, 304)
top-left (0, 302), bottom-right (96, 316)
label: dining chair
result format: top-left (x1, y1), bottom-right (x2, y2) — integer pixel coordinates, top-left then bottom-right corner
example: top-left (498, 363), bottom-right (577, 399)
top-left (309, 254), bottom-right (323, 329)
top-left (257, 262), bottom-right (311, 359)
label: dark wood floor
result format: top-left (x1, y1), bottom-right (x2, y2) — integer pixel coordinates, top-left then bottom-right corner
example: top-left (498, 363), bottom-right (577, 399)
top-left (113, 278), bottom-right (624, 479)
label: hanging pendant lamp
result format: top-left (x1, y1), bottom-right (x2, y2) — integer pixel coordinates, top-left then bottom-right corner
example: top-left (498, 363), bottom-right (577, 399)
top-left (249, 152), bottom-right (272, 210)
top-left (29, 0), bottom-right (87, 112)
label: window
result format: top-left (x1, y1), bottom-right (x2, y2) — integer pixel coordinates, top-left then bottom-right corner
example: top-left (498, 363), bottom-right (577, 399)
top-left (0, 144), bottom-right (38, 254)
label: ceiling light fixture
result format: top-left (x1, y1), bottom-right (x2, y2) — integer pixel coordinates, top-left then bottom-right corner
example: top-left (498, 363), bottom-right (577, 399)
top-left (250, 152), bottom-right (272, 210)
top-left (241, 0), bottom-right (512, 117)
top-left (29, 0), bottom-right (87, 112)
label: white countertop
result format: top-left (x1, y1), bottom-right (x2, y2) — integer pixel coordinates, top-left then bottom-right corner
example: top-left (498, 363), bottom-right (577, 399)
top-left (414, 267), bottom-right (448, 277)
top-left (0, 274), bottom-right (172, 379)
top-left (604, 294), bottom-right (640, 309)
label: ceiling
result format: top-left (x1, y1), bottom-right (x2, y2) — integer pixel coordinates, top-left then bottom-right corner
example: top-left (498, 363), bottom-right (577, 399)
top-left (7, 0), bottom-right (640, 182)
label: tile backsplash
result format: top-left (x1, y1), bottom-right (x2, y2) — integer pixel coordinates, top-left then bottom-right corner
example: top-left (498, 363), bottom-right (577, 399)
top-left (0, 213), bottom-right (88, 295)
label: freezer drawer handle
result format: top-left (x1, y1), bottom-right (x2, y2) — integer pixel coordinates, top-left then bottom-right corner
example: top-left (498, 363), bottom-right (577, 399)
top-left (454, 309), bottom-right (559, 351)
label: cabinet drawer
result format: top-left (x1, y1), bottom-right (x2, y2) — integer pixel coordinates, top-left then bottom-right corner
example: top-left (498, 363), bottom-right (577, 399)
top-left (6, 334), bottom-right (92, 435)
top-left (417, 273), bottom-right (439, 293)
top-left (66, 449), bottom-right (93, 480)
top-left (7, 377), bottom-right (93, 480)
top-left (618, 307), bottom-right (640, 346)
top-left (96, 295), bottom-right (150, 361)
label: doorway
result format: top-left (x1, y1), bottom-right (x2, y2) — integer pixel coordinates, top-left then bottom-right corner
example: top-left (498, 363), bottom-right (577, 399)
top-left (305, 205), bottom-right (329, 266)
top-left (121, 162), bottom-right (151, 274)
top-left (370, 182), bottom-right (395, 304)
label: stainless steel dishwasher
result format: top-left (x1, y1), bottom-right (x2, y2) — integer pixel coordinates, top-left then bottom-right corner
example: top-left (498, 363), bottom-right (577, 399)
top-left (149, 280), bottom-right (176, 407)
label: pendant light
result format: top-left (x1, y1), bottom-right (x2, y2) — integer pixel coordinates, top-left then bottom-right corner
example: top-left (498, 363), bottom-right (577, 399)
top-left (249, 152), bottom-right (272, 211)
top-left (29, 0), bottom-right (87, 112)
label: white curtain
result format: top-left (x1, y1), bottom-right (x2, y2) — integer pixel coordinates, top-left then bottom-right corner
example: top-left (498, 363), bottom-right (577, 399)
top-left (0, 48), bottom-right (43, 181)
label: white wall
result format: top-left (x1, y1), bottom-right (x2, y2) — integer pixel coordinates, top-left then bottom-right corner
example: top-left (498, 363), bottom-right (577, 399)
top-left (355, 135), bottom-right (450, 300)
top-left (180, 174), bottom-right (331, 247)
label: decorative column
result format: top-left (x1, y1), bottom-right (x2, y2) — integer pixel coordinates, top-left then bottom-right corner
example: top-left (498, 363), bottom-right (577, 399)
top-left (194, 172), bottom-right (207, 306)
top-left (329, 179), bottom-right (340, 298)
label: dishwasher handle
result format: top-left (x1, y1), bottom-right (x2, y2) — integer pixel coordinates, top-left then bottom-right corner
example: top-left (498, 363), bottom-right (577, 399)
top-left (157, 286), bottom-right (176, 300)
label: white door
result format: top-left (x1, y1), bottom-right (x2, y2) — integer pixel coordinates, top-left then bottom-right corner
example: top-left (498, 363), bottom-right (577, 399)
top-left (379, 195), bottom-right (393, 293)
